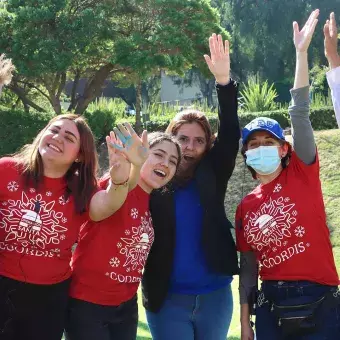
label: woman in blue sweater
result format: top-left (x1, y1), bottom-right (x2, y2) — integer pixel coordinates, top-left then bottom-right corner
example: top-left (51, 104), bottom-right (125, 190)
top-left (142, 34), bottom-right (240, 340)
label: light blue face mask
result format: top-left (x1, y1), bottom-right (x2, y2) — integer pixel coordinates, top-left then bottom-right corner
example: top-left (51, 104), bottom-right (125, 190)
top-left (245, 146), bottom-right (281, 175)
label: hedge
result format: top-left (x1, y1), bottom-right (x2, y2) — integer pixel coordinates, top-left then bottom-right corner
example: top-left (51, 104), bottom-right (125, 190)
top-left (0, 105), bottom-right (337, 156)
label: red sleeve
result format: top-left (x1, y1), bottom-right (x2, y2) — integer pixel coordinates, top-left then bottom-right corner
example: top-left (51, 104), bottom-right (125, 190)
top-left (235, 203), bottom-right (252, 252)
top-left (0, 157), bottom-right (19, 200)
top-left (289, 150), bottom-right (320, 183)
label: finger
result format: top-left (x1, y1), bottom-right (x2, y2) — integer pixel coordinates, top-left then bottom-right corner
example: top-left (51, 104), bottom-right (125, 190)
top-left (123, 122), bottom-right (137, 137)
top-left (203, 55), bottom-right (214, 72)
top-left (141, 130), bottom-right (149, 149)
top-left (330, 12), bottom-right (337, 37)
top-left (113, 127), bottom-right (128, 145)
top-left (117, 123), bottom-right (130, 138)
top-left (208, 36), bottom-right (216, 61)
top-left (308, 19), bottom-right (319, 38)
top-left (293, 21), bottom-right (299, 35)
top-left (304, 9), bottom-right (318, 31)
top-left (224, 40), bottom-right (230, 56)
top-left (324, 21), bottom-right (330, 38)
top-left (217, 34), bottom-right (224, 56)
top-left (212, 33), bottom-right (220, 59)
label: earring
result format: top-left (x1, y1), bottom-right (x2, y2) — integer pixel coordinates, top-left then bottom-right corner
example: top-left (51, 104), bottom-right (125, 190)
top-left (75, 159), bottom-right (79, 163)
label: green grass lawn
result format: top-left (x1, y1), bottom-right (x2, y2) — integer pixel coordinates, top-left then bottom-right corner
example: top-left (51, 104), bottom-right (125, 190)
top-left (137, 129), bottom-right (340, 340)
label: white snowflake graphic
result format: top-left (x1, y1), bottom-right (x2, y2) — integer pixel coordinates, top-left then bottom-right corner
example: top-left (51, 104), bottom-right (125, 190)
top-left (0, 191), bottom-right (68, 250)
top-left (54, 248), bottom-right (60, 253)
top-left (306, 243), bottom-right (311, 247)
top-left (272, 247), bottom-right (277, 252)
top-left (7, 181), bottom-right (19, 192)
top-left (294, 226), bottom-right (305, 238)
top-left (2, 202), bottom-right (7, 206)
top-left (138, 269), bottom-right (143, 274)
top-left (109, 257), bottom-right (120, 267)
top-left (119, 212), bottom-right (154, 271)
top-left (46, 191), bottom-right (52, 197)
top-left (244, 196), bottom-right (297, 251)
top-left (284, 197), bottom-right (290, 203)
top-left (62, 217), bottom-right (67, 223)
top-left (60, 234), bottom-right (66, 240)
top-left (58, 195), bottom-right (69, 206)
top-left (125, 230), bottom-right (130, 235)
top-left (29, 188), bottom-right (36, 193)
top-left (273, 184), bottom-right (282, 193)
top-left (292, 210), bottom-right (298, 217)
top-left (131, 208), bottom-right (138, 219)
top-left (105, 272), bottom-right (110, 276)
top-left (283, 241), bottom-right (288, 246)
top-left (126, 267), bottom-right (131, 272)
top-left (117, 242), bottom-right (122, 248)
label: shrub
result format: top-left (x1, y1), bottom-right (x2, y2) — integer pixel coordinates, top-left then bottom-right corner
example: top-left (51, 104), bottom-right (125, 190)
top-left (0, 106), bottom-right (54, 155)
top-left (240, 75), bottom-right (278, 112)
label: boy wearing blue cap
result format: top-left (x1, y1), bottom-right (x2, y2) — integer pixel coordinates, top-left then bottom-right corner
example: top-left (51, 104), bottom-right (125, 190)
top-left (236, 10), bottom-right (340, 340)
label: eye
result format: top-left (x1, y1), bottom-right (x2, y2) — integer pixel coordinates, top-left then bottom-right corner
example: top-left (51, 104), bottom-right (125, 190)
top-left (170, 160), bottom-right (177, 166)
top-left (49, 128), bottom-right (58, 134)
top-left (178, 136), bottom-right (187, 142)
top-left (197, 139), bottom-right (205, 144)
top-left (154, 153), bottom-right (163, 158)
top-left (65, 136), bottom-right (75, 143)
top-left (265, 140), bottom-right (275, 146)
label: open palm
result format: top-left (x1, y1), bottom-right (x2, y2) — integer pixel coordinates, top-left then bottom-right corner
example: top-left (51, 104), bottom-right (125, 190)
top-left (204, 34), bottom-right (230, 85)
top-left (106, 132), bottom-right (131, 184)
top-left (293, 9), bottom-right (319, 53)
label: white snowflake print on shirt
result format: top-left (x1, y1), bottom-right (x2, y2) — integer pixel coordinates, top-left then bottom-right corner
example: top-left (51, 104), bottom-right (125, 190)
top-left (7, 181), bottom-right (19, 192)
top-left (273, 184), bottom-right (282, 193)
top-left (0, 191), bottom-right (68, 250)
top-left (46, 191), bottom-right (52, 197)
top-left (244, 196), bottom-right (297, 251)
top-left (119, 212), bottom-right (154, 272)
top-left (130, 208), bottom-right (138, 219)
top-left (110, 257), bottom-right (120, 267)
top-left (294, 226), bottom-right (305, 238)
top-left (58, 195), bottom-right (70, 206)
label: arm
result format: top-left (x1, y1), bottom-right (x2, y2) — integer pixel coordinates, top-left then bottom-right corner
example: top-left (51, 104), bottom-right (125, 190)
top-left (239, 251), bottom-right (257, 340)
top-left (204, 34), bottom-right (240, 181)
top-left (90, 124), bottom-right (148, 221)
top-left (290, 10), bottom-right (319, 164)
top-left (324, 12), bottom-right (340, 128)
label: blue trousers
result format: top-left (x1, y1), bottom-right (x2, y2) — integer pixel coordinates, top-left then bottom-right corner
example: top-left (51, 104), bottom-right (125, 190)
top-left (64, 296), bottom-right (138, 340)
top-left (146, 285), bottom-right (233, 340)
top-left (255, 280), bottom-right (340, 340)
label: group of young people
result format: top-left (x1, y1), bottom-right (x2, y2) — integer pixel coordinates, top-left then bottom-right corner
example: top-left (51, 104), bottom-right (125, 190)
top-left (0, 8), bottom-right (339, 340)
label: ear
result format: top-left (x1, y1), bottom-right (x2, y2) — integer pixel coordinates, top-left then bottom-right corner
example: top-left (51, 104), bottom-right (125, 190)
top-left (75, 153), bottom-right (84, 163)
top-left (279, 143), bottom-right (289, 158)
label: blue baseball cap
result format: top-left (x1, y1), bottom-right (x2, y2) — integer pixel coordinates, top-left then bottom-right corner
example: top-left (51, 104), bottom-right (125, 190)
top-left (241, 117), bottom-right (285, 144)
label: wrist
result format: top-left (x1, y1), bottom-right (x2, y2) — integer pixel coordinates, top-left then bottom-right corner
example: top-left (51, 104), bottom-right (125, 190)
top-left (328, 55), bottom-right (340, 69)
top-left (215, 77), bottom-right (230, 86)
top-left (110, 177), bottom-right (129, 187)
top-left (296, 50), bottom-right (308, 58)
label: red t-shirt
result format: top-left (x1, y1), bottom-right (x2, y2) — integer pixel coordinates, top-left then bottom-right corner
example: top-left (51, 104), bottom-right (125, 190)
top-left (236, 151), bottom-right (339, 286)
top-left (69, 184), bottom-right (153, 306)
top-left (0, 157), bottom-right (88, 284)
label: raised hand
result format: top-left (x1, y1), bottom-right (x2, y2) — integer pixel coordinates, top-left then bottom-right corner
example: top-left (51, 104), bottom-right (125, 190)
top-left (204, 34), bottom-right (230, 86)
top-left (324, 12), bottom-right (340, 69)
top-left (0, 54), bottom-right (15, 86)
top-left (111, 123), bottom-right (149, 167)
top-left (106, 131), bottom-right (131, 185)
top-left (293, 9), bottom-right (319, 53)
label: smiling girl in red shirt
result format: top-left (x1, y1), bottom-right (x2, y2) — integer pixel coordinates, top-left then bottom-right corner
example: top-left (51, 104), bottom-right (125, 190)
top-left (0, 94), bottom-right (146, 339)
top-left (64, 129), bottom-right (181, 340)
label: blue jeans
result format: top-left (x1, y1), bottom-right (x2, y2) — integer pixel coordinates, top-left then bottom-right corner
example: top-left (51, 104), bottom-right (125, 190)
top-left (64, 296), bottom-right (138, 340)
top-left (146, 285), bottom-right (233, 340)
top-left (255, 280), bottom-right (340, 340)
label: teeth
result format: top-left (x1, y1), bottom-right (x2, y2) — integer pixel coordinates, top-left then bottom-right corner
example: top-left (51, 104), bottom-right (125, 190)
top-left (154, 170), bottom-right (166, 177)
top-left (48, 144), bottom-right (61, 152)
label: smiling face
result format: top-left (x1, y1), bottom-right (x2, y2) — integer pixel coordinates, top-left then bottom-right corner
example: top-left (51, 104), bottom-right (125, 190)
top-left (175, 122), bottom-right (207, 174)
top-left (140, 140), bottom-right (179, 191)
top-left (38, 119), bottom-right (81, 169)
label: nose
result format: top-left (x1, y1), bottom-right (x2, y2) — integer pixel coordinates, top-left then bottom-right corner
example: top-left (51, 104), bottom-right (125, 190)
top-left (161, 158), bottom-right (170, 167)
top-left (52, 133), bottom-right (62, 143)
top-left (186, 140), bottom-right (194, 151)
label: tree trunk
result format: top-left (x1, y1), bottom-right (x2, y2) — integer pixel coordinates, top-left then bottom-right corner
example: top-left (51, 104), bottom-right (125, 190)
top-left (74, 64), bottom-right (114, 115)
top-left (68, 70), bottom-right (81, 111)
top-left (8, 84), bottom-right (46, 112)
top-left (135, 80), bottom-right (142, 135)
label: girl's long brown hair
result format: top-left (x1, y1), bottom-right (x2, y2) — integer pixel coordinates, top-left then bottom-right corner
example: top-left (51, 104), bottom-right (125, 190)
top-left (12, 114), bottom-right (98, 214)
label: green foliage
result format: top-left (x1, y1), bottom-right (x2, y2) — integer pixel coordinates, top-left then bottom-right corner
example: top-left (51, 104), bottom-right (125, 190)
top-left (240, 75), bottom-right (278, 112)
top-left (0, 106), bottom-right (54, 155)
top-left (310, 107), bottom-right (338, 130)
top-left (310, 92), bottom-right (332, 109)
